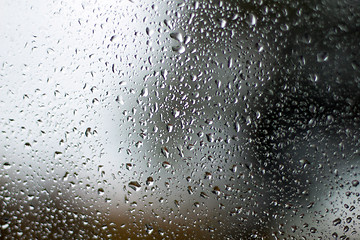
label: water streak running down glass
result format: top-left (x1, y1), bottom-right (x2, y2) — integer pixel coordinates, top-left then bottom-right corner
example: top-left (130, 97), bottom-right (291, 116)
top-left (0, 0), bottom-right (359, 239)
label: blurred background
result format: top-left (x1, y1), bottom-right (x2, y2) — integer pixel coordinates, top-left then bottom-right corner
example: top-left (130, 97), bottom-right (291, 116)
top-left (0, 0), bottom-right (359, 239)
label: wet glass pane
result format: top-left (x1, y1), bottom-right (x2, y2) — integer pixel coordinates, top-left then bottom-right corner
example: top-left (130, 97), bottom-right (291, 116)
top-left (1, 0), bottom-right (359, 239)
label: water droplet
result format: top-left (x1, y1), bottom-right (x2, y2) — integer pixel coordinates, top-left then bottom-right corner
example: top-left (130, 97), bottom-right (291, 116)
top-left (352, 180), bottom-right (359, 187)
top-left (161, 147), bottom-right (169, 158)
top-left (167, 124), bottom-right (174, 132)
top-left (1, 224), bottom-right (9, 230)
top-left (24, 142), bottom-right (31, 149)
top-left (172, 45), bottom-right (186, 54)
top-left (212, 186), bottom-right (221, 195)
top-left (333, 218), bottom-right (341, 226)
top-left (141, 88), bottom-right (148, 97)
top-left (184, 35), bottom-right (191, 44)
top-left (246, 13), bottom-right (257, 26)
top-left (98, 188), bottom-right (104, 195)
top-left (205, 119), bottom-right (213, 125)
top-left (146, 177), bottom-right (154, 186)
top-left (63, 172), bottom-right (69, 181)
top-left (162, 161), bottom-right (171, 169)
top-left (146, 27), bottom-right (154, 36)
top-left (200, 192), bottom-right (209, 199)
top-left (164, 19), bottom-right (173, 29)
top-left (126, 163), bottom-right (133, 170)
top-left (172, 108), bottom-right (180, 118)
top-left (235, 122), bottom-right (241, 132)
top-left (110, 35), bottom-right (118, 42)
top-left (317, 52), bottom-right (329, 62)
top-left (146, 224), bottom-right (153, 234)
top-left (170, 32), bottom-right (184, 42)
top-left (300, 159), bottom-right (310, 169)
top-left (54, 151), bottom-right (62, 159)
top-left (206, 133), bottom-right (215, 142)
top-left (218, 18), bottom-right (227, 28)
top-left (128, 181), bottom-right (141, 191)
top-left (3, 162), bottom-right (11, 170)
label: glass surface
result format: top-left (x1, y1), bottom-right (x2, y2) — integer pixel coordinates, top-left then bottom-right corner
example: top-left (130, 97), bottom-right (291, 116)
top-left (1, 0), bottom-right (359, 239)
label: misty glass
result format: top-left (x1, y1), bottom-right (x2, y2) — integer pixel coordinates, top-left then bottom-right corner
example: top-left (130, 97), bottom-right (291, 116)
top-left (1, 0), bottom-right (359, 239)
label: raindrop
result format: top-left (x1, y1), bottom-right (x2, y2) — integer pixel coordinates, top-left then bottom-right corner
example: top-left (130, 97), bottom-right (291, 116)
top-left (317, 52), bottom-right (329, 62)
top-left (206, 133), bottom-right (215, 142)
top-left (126, 163), bottom-right (133, 170)
top-left (352, 180), bottom-right (359, 187)
top-left (204, 172), bottom-right (212, 180)
top-left (110, 35), bottom-right (118, 42)
top-left (24, 142), bottom-right (31, 149)
top-left (162, 161), bottom-right (171, 169)
top-left (218, 18), bottom-right (227, 28)
top-left (200, 192), bottom-right (209, 199)
top-left (167, 124), bottom-right (174, 132)
top-left (161, 147), bottom-right (170, 158)
top-left (141, 88), bottom-right (148, 97)
top-left (333, 218), bottom-right (341, 226)
top-left (145, 27), bottom-right (154, 36)
top-left (212, 186), bottom-right (221, 195)
top-left (3, 162), bottom-right (11, 170)
top-left (172, 45), bottom-right (186, 54)
top-left (170, 32), bottom-right (184, 43)
top-left (172, 108), bottom-right (180, 118)
top-left (246, 13), bottom-right (257, 26)
top-left (146, 177), bottom-right (154, 186)
top-left (98, 188), bottom-right (104, 196)
top-left (128, 181), bottom-right (141, 191)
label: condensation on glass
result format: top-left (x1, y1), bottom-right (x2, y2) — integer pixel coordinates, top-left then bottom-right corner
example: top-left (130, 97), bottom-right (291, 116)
top-left (0, 0), bottom-right (359, 239)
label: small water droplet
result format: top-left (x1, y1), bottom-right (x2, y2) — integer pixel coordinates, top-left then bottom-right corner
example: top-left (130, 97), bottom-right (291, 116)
top-left (141, 88), bottom-right (148, 97)
top-left (162, 161), bottom-right (171, 169)
top-left (167, 124), bottom-right (174, 132)
top-left (63, 172), bottom-right (69, 181)
top-left (172, 45), bottom-right (186, 54)
top-left (24, 142), bottom-right (32, 150)
top-left (204, 172), bottom-right (212, 180)
top-left (352, 180), bottom-right (359, 187)
top-left (200, 192), bottom-right (209, 199)
top-left (110, 35), bottom-right (118, 42)
top-left (54, 151), bottom-right (62, 159)
top-left (333, 218), bottom-right (341, 226)
top-left (317, 52), bottom-right (329, 62)
top-left (212, 186), bottom-right (221, 195)
top-left (3, 162), bottom-right (11, 170)
top-left (170, 32), bottom-right (184, 42)
top-left (246, 13), bottom-right (257, 26)
top-left (146, 177), bottom-right (154, 186)
top-left (146, 27), bottom-right (154, 36)
top-left (161, 147), bottom-right (169, 158)
top-left (128, 181), bottom-right (141, 191)
top-left (206, 133), bottom-right (215, 142)
top-left (172, 108), bottom-right (180, 118)
top-left (1, 224), bottom-right (9, 230)
top-left (126, 163), bottom-right (133, 170)
top-left (146, 224), bottom-right (153, 234)
top-left (98, 188), bottom-right (104, 195)
top-left (218, 18), bottom-right (227, 28)
top-left (235, 122), bottom-right (241, 132)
